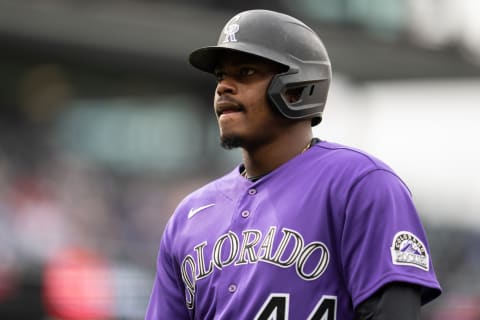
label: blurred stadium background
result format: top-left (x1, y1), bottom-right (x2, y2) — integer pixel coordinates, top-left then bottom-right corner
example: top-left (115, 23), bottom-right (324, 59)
top-left (0, 0), bottom-right (479, 319)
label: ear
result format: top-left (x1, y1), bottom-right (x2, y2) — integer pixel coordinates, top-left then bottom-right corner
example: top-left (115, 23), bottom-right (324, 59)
top-left (284, 87), bottom-right (304, 103)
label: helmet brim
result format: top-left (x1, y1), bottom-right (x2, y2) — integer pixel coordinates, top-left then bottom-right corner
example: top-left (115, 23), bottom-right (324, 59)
top-left (189, 45), bottom-right (289, 74)
top-left (189, 46), bottom-right (230, 74)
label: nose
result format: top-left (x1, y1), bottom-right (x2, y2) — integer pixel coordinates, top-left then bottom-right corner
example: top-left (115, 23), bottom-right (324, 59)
top-left (216, 77), bottom-right (236, 96)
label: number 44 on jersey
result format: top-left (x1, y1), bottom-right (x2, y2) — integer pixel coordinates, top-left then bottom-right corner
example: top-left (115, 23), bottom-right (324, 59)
top-left (255, 294), bottom-right (337, 320)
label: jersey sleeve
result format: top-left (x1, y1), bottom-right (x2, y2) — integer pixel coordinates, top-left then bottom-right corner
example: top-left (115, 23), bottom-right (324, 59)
top-left (341, 169), bottom-right (441, 308)
top-left (145, 221), bottom-right (190, 320)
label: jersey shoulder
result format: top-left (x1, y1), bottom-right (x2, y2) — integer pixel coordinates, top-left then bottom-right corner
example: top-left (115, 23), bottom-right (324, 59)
top-left (309, 140), bottom-right (411, 193)
top-left (312, 140), bottom-right (392, 171)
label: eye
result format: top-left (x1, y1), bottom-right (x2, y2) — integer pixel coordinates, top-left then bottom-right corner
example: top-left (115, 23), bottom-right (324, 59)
top-left (239, 67), bottom-right (255, 77)
top-left (213, 69), bottom-right (225, 82)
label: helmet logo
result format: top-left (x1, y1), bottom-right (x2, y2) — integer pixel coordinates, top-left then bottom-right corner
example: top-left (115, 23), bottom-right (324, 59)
top-left (223, 15), bottom-right (240, 43)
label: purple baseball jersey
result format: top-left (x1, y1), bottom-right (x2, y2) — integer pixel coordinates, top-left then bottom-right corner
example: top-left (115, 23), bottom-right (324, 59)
top-left (146, 141), bottom-right (441, 319)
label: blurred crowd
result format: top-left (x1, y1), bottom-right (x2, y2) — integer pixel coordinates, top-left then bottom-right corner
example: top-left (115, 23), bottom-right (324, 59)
top-left (0, 110), bottom-right (215, 319)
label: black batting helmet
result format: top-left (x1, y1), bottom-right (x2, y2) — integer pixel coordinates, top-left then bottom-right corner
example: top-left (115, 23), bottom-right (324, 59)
top-left (189, 9), bottom-right (331, 126)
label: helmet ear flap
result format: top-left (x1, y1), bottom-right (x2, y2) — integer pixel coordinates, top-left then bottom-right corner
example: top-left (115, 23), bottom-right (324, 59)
top-left (268, 70), bottom-right (330, 125)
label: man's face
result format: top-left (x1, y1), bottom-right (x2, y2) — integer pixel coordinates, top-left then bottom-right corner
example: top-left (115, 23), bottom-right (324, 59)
top-left (213, 52), bottom-right (289, 149)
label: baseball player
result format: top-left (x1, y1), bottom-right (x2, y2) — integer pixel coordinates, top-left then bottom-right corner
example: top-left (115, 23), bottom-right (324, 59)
top-left (146, 9), bottom-right (441, 319)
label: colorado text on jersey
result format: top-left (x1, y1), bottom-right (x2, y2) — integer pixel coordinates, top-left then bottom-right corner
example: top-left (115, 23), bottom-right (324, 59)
top-left (180, 226), bottom-right (330, 309)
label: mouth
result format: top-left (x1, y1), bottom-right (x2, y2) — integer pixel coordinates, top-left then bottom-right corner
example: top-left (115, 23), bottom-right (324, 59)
top-left (215, 98), bottom-right (244, 117)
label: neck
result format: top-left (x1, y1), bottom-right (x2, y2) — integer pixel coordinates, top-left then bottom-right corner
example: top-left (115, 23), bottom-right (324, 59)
top-left (241, 127), bottom-right (314, 179)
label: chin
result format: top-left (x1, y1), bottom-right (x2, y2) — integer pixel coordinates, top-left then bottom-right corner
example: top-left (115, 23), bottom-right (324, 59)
top-left (220, 134), bottom-right (243, 150)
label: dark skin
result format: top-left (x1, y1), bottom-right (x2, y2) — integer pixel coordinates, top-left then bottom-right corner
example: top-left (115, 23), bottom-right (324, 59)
top-left (213, 51), bottom-right (313, 179)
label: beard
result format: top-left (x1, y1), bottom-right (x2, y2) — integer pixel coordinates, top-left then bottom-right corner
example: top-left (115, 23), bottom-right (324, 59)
top-left (220, 135), bottom-right (243, 150)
